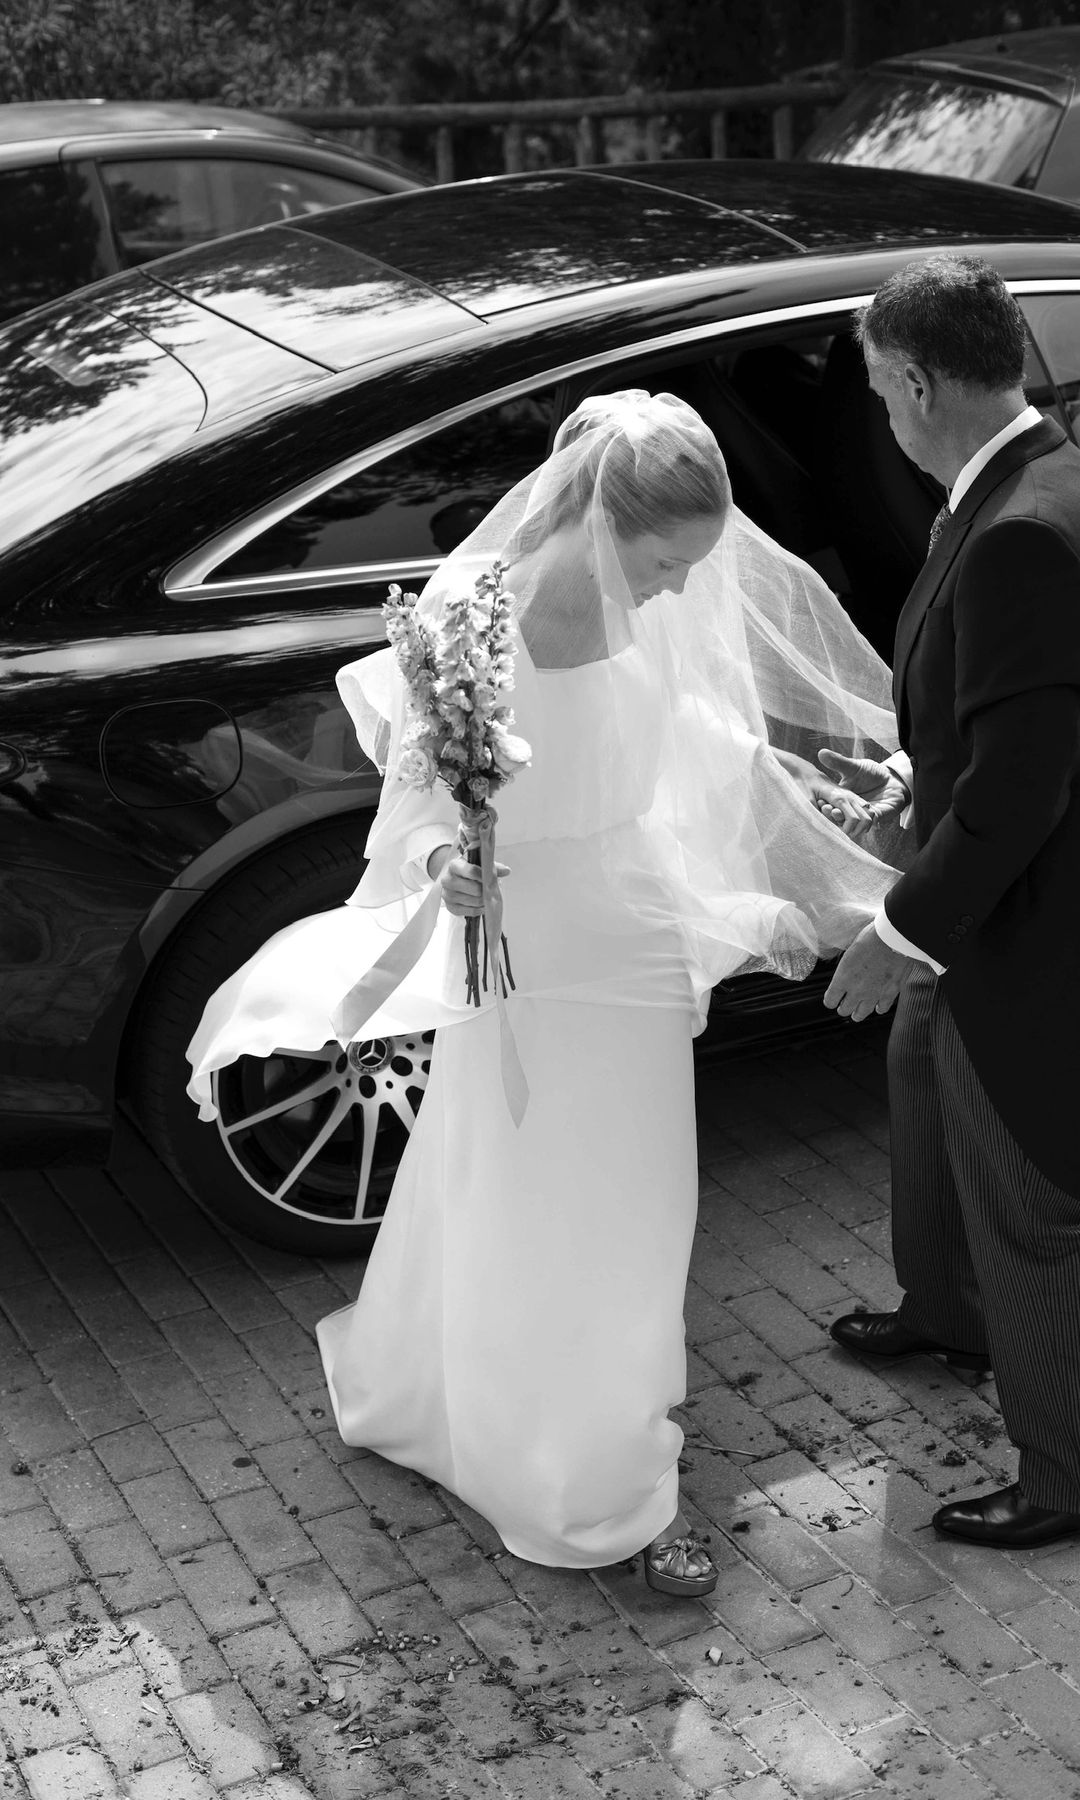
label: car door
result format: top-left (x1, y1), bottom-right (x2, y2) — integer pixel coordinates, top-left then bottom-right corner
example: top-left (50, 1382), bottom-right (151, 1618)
top-left (0, 159), bottom-right (114, 322)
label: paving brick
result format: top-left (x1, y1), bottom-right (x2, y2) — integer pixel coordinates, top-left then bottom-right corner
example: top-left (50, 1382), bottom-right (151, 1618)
top-left (999, 1596), bottom-right (1080, 1681)
top-left (212, 1486), bottom-right (317, 1576)
top-left (122, 1468), bottom-right (225, 1559)
top-left (781, 1162), bottom-right (888, 1229)
top-left (804, 1126), bottom-right (890, 1187)
top-left (747, 1450), bottom-right (869, 1536)
top-left (697, 1195), bottom-right (785, 1262)
top-left (725, 1289), bottom-right (825, 1361)
top-left (241, 1321), bottom-right (321, 1397)
top-left (2, 1173), bottom-right (74, 1249)
top-left (190, 1264), bottom-right (287, 1333)
top-left (765, 1636), bottom-right (895, 1732)
top-left (166, 1541), bottom-right (275, 1637)
top-left (263, 1561), bottom-right (367, 1661)
top-left (26, 1582), bottom-right (136, 1684)
top-left (21, 1743), bottom-right (121, 1799)
top-left (72, 1289), bottom-right (166, 1365)
top-left (92, 1424), bottom-right (176, 1485)
top-left (119, 1353), bottom-right (217, 1432)
top-left (592, 1758), bottom-right (694, 1800)
top-left (0, 1222), bottom-right (44, 1291)
top-left (697, 1330), bottom-right (809, 1409)
top-left (77, 1518), bottom-right (176, 1612)
top-left (253, 1436), bottom-right (356, 1522)
top-left (989, 1664), bottom-right (1080, 1766)
top-left (791, 1346), bottom-right (910, 1429)
top-left (125, 1596), bottom-right (231, 1699)
top-left (0, 1382), bottom-right (85, 1460)
top-left (741, 1243), bottom-right (854, 1314)
top-left (589, 1558), bottom-right (724, 1652)
top-left (0, 1449), bottom-right (43, 1519)
top-left (634, 1694), bottom-right (763, 1790)
top-left (875, 1646), bottom-right (1009, 1747)
top-left (0, 1281), bottom-right (87, 1354)
top-left (49, 1166), bottom-right (159, 1264)
top-left (707, 1562), bottom-right (818, 1656)
top-left (273, 1275), bottom-right (351, 1334)
top-left (202, 1365), bottom-right (300, 1449)
top-left (338, 1452), bottom-right (451, 1537)
top-left (304, 1507), bottom-right (414, 1601)
top-left (1, 1506), bottom-right (83, 1600)
top-left (662, 1624), bottom-right (786, 1721)
top-left (899, 1589), bottom-right (1034, 1680)
top-left (377, 1729), bottom-right (500, 1799)
top-left (496, 1558), bottom-right (619, 1636)
top-left (160, 1311), bottom-right (251, 1379)
top-left (357, 1581), bottom-right (477, 1678)
top-left (681, 1279), bottom-right (741, 1344)
top-left (825, 1518), bottom-right (945, 1607)
top-left (0, 1651), bottom-right (85, 1755)
top-left (217, 1620), bottom-right (319, 1727)
top-left (164, 1417), bottom-right (265, 1502)
top-left (717, 1505), bottom-right (844, 1594)
top-left (398, 1521), bottom-right (512, 1615)
top-left (737, 1700), bottom-right (875, 1798)
top-left (850, 1717), bottom-right (992, 1799)
top-left (77, 1661), bottom-right (185, 1772)
top-left (687, 1384), bottom-right (788, 1462)
top-left (38, 1343), bottom-right (144, 1440)
top-left (798, 1574), bottom-right (920, 1665)
top-left (124, 1760), bottom-right (217, 1800)
top-left (965, 1730), bottom-right (1080, 1800)
top-left (118, 1252), bottom-right (206, 1322)
top-left (170, 1682), bottom-right (277, 1785)
top-left (34, 1446), bottom-right (127, 1531)
top-left (457, 1599), bottom-right (577, 1688)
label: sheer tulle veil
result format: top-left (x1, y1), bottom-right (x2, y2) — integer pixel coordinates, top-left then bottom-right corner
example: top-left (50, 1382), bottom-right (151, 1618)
top-left (337, 388), bottom-right (901, 1026)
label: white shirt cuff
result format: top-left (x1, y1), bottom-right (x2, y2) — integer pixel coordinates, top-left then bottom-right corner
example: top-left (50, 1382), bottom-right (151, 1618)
top-left (884, 751), bottom-right (914, 829)
top-left (874, 903), bottom-right (945, 976)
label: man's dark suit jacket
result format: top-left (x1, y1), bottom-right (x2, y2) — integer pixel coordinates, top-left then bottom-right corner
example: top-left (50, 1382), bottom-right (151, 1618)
top-left (885, 417), bottom-right (1080, 1197)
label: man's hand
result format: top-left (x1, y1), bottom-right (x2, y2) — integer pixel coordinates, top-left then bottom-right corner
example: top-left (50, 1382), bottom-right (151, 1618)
top-left (771, 747), bottom-right (876, 832)
top-left (824, 922), bottom-right (910, 1022)
top-left (817, 749), bottom-right (910, 840)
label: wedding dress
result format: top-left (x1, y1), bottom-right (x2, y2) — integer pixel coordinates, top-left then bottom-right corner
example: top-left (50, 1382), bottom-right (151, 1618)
top-left (187, 391), bottom-right (902, 1566)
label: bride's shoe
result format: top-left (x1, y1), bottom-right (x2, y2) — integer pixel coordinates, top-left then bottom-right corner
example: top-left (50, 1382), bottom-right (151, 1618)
top-left (643, 1526), bottom-right (718, 1597)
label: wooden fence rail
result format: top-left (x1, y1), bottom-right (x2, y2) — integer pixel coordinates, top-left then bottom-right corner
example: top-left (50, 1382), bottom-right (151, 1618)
top-left (278, 79), bottom-right (851, 183)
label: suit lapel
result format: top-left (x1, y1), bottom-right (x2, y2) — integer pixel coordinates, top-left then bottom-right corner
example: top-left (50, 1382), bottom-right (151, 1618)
top-left (891, 418), bottom-right (1067, 723)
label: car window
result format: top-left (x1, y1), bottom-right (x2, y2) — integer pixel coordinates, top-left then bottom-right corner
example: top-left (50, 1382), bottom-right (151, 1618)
top-left (803, 74), bottom-right (1062, 190)
top-left (209, 390), bottom-right (558, 583)
top-left (1021, 294), bottom-right (1080, 438)
top-left (99, 158), bottom-right (375, 264)
top-left (0, 165), bottom-right (108, 323)
top-left (0, 303), bottom-right (204, 558)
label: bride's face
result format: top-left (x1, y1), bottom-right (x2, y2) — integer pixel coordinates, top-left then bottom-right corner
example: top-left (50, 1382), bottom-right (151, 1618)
top-left (611, 513), bottom-right (724, 606)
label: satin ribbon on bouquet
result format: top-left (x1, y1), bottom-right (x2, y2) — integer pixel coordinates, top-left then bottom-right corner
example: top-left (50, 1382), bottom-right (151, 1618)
top-left (330, 802), bottom-right (529, 1126)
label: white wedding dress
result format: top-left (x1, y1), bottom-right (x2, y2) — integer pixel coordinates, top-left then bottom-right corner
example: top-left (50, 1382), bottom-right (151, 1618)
top-left (189, 640), bottom-right (830, 1565)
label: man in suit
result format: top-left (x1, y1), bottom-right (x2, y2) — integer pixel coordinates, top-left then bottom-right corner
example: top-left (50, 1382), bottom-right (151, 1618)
top-left (819, 252), bottom-right (1080, 1548)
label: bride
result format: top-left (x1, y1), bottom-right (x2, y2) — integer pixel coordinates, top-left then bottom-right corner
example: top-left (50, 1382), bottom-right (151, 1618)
top-left (187, 391), bottom-right (900, 1597)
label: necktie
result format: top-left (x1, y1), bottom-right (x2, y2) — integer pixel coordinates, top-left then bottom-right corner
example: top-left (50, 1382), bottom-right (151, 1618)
top-left (927, 503), bottom-right (950, 553)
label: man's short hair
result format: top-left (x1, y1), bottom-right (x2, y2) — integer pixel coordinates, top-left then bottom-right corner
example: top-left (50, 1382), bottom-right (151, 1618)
top-left (855, 253), bottom-right (1027, 390)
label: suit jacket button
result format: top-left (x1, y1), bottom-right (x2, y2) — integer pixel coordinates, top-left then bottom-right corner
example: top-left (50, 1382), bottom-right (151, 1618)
top-left (946, 931), bottom-right (959, 943)
top-left (960, 914), bottom-right (974, 926)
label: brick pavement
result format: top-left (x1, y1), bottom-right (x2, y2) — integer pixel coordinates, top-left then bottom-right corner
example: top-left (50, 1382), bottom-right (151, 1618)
top-left (1, 1023), bottom-right (1079, 1800)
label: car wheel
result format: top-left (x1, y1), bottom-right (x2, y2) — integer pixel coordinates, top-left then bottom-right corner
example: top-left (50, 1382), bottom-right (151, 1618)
top-left (127, 820), bottom-right (433, 1255)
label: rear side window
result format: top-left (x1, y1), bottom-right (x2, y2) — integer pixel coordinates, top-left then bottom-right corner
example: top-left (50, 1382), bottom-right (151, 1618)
top-left (211, 390), bottom-right (558, 582)
top-left (99, 158), bottom-right (375, 264)
top-left (1022, 293), bottom-right (1080, 438)
top-left (0, 165), bottom-right (108, 323)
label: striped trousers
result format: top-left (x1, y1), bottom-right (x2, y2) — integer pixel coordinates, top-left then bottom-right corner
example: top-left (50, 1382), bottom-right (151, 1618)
top-left (890, 962), bottom-right (1080, 1511)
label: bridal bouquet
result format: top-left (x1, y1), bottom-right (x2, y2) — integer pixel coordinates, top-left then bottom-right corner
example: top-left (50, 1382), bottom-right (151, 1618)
top-left (383, 560), bottom-right (531, 1007)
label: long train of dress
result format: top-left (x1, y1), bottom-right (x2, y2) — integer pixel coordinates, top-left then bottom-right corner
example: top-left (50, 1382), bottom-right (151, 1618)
top-left (316, 993), bottom-right (698, 1565)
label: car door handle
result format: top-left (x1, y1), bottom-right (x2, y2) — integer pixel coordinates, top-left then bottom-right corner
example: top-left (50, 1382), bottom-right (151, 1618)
top-left (0, 742), bottom-right (26, 785)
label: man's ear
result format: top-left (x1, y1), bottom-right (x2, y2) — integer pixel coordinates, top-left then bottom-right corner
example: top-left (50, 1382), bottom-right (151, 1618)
top-left (902, 360), bottom-right (934, 413)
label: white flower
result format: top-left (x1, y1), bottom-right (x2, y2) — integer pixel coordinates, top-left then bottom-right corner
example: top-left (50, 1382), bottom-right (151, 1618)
top-left (491, 725), bottom-right (532, 777)
top-left (397, 746), bottom-right (437, 788)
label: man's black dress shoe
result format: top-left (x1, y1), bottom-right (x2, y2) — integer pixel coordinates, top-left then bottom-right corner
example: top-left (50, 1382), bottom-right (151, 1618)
top-left (829, 1310), bottom-right (991, 1371)
top-left (933, 1483), bottom-right (1080, 1547)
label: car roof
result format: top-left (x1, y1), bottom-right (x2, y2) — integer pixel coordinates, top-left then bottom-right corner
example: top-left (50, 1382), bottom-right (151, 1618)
top-left (51, 160), bottom-right (1080, 390)
top-left (876, 27), bottom-right (1080, 105)
top-left (0, 99), bottom-right (317, 145)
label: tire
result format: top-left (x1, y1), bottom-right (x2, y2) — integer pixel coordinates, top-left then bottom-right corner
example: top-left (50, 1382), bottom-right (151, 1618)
top-left (127, 820), bottom-right (434, 1256)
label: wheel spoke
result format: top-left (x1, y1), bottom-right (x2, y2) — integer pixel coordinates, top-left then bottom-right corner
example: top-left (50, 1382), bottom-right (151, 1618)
top-left (269, 1088), bottom-right (355, 1202)
top-left (351, 1092), bottom-right (382, 1223)
top-left (385, 1080), bottom-right (424, 1134)
top-left (222, 1067), bottom-right (341, 1136)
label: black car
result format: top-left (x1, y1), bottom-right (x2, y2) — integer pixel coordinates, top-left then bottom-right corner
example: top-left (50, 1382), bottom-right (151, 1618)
top-left (802, 28), bottom-right (1080, 201)
top-left (2, 160), bottom-right (1079, 1253)
top-left (0, 99), bottom-right (420, 324)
